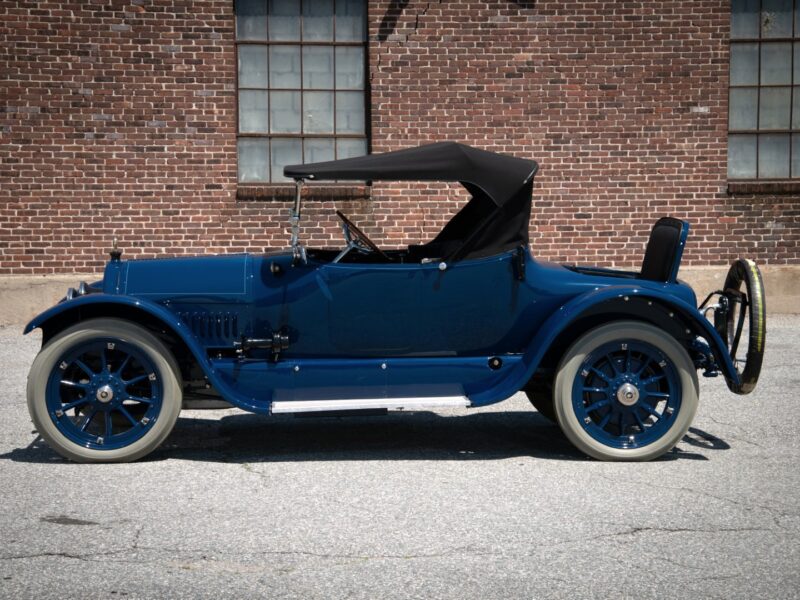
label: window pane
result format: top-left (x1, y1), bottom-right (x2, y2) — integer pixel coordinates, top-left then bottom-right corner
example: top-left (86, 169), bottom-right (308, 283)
top-left (336, 91), bottom-right (365, 134)
top-left (304, 138), bottom-right (335, 163)
top-left (796, 0), bottom-right (800, 39)
top-left (761, 43), bottom-right (792, 84)
top-left (728, 134), bottom-right (757, 178)
top-left (759, 87), bottom-right (792, 128)
top-left (236, 0), bottom-right (267, 41)
top-left (336, 47), bottom-right (365, 89)
top-left (761, 0), bottom-right (793, 38)
top-left (269, 45), bottom-right (301, 88)
top-left (758, 133), bottom-right (791, 177)
top-left (238, 45), bottom-right (269, 88)
top-left (793, 87), bottom-right (800, 128)
top-left (792, 135), bottom-right (800, 176)
top-left (732, 0), bottom-right (760, 39)
top-left (730, 88), bottom-right (758, 130)
top-left (238, 138), bottom-right (269, 182)
top-left (336, 0), bottom-right (366, 41)
top-left (302, 46), bottom-right (333, 89)
top-left (239, 91), bottom-right (269, 133)
top-left (270, 138), bottom-right (302, 182)
top-left (337, 138), bottom-right (367, 159)
top-left (268, 0), bottom-right (300, 41)
top-left (303, 0), bottom-right (333, 41)
top-left (731, 43), bottom-right (759, 86)
top-left (270, 91), bottom-right (300, 133)
top-left (794, 43), bottom-right (800, 83)
top-left (303, 91), bottom-right (334, 133)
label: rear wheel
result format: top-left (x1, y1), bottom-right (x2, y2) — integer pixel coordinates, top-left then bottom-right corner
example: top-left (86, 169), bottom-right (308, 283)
top-left (553, 321), bottom-right (698, 461)
top-left (27, 318), bottom-right (182, 463)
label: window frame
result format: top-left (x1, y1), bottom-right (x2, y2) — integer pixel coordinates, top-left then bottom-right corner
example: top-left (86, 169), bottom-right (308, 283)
top-left (234, 1), bottom-right (371, 185)
top-left (728, 0), bottom-right (800, 181)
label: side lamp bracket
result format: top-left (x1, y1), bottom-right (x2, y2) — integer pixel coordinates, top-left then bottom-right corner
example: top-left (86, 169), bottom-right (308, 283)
top-left (290, 178), bottom-right (307, 266)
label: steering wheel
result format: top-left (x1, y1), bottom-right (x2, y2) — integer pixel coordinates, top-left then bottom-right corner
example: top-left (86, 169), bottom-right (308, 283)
top-left (335, 211), bottom-right (391, 261)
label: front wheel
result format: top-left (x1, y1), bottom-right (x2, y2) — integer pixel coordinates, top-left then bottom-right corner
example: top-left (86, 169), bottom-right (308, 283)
top-left (524, 376), bottom-right (556, 422)
top-left (553, 321), bottom-right (698, 461)
top-left (27, 318), bottom-right (183, 463)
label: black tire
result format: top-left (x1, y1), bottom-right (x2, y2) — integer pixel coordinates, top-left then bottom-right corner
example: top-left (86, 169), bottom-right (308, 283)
top-left (524, 377), bottom-right (556, 422)
top-left (27, 318), bottom-right (183, 463)
top-left (714, 259), bottom-right (766, 394)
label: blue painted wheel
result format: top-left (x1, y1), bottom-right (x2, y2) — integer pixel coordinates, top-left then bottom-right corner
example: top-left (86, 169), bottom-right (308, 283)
top-left (571, 340), bottom-right (681, 450)
top-left (44, 339), bottom-right (163, 451)
top-left (554, 321), bottom-right (698, 461)
top-left (27, 319), bottom-right (182, 462)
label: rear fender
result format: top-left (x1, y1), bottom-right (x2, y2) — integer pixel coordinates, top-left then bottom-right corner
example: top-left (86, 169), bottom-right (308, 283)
top-left (24, 295), bottom-right (267, 413)
top-left (468, 285), bottom-right (740, 406)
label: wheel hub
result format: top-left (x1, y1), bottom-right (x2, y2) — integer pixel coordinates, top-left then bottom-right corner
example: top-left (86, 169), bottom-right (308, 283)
top-left (615, 382), bottom-right (639, 406)
top-left (95, 384), bottom-right (114, 404)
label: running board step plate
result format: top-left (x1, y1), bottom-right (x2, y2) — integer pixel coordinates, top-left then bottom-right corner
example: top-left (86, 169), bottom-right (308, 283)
top-left (271, 396), bottom-right (470, 414)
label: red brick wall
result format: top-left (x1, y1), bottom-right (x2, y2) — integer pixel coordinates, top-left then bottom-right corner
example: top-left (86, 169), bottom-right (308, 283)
top-left (1, 0), bottom-right (798, 274)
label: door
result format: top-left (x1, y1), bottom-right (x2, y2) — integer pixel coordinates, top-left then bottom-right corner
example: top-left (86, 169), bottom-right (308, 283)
top-left (277, 252), bottom-right (528, 358)
top-left (250, 252), bottom-right (532, 402)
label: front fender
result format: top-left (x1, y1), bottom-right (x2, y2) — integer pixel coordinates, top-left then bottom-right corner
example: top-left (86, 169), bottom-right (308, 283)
top-left (22, 294), bottom-right (196, 342)
top-left (468, 285), bottom-right (740, 406)
top-left (23, 294), bottom-right (268, 414)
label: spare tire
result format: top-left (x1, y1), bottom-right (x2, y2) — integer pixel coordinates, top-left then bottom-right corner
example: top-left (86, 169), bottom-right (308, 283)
top-left (714, 259), bottom-right (766, 394)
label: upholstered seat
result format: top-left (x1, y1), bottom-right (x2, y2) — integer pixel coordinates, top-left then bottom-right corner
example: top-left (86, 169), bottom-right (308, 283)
top-left (640, 217), bottom-right (687, 282)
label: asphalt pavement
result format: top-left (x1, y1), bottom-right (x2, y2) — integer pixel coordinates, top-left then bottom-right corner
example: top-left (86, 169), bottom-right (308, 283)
top-left (1, 317), bottom-right (798, 599)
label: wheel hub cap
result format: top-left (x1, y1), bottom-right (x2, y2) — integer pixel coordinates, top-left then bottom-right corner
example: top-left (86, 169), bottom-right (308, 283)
top-left (615, 383), bottom-right (639, 406)
top-left (96, 384), bottom-right (114, 403)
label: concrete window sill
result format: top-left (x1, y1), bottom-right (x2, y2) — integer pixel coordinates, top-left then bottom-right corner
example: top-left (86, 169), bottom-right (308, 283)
top-left (727, 181), bottom-right (800, 195)
top-left (237, 184), bottom-right (371, 201)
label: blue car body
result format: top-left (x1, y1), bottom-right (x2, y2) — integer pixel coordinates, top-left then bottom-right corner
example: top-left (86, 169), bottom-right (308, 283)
top-left (24, 245), bottom-right (739, 414)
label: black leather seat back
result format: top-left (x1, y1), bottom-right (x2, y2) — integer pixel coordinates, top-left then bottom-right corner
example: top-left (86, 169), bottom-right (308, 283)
top-left (640, 217), bottom-right (686, 282)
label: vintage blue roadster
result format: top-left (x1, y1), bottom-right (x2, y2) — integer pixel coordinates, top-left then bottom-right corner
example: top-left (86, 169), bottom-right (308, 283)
top-left (24, 142), bottom-right (765, 462)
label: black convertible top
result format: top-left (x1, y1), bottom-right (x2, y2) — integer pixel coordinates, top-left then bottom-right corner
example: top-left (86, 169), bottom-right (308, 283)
top-left (284, 142), bottom-right (538, 207)
top-left (284, 142), bottom-right (539, 261)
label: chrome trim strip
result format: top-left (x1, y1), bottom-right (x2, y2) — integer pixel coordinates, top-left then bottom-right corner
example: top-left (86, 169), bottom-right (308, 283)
top-left (271, 396), bottom-right (471, 414)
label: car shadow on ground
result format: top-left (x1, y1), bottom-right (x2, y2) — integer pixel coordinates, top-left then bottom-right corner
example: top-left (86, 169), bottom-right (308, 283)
top-left (2, 410), bottom-right (728, 464)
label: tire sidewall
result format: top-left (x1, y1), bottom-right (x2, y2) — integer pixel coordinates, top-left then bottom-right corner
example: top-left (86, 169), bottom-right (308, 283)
top-left (524, 378), bottom-right (556, 422)
top-left (27, 318), bottom-right (182, 463)
top-left (553, 320), bottom-right (699, 461)
top-left (721, 259), bottom-right (766, 394)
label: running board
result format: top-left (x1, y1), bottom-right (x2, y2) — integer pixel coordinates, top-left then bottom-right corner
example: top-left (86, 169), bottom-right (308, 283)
top-left (270, 396), bottom-right (471, 414)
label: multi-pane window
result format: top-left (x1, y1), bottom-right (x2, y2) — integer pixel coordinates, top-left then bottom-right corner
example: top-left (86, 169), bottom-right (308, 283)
top-left (235, 0), bottom-right (368, 183)
top-left (729, 0), bottom-right (800, 179)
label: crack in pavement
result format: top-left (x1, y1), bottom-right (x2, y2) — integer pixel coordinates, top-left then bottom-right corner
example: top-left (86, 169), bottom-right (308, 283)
top-left (0, 523), bottom-right (780, 572)
top-left (599, 525), bottom-right (770, 538)
top-left (594, 473), bottom-right (799, 520)
top-left (685, 572), bottom-right (746, 585)
top-left (701, 416), bottom-right (766, 449)
top-left (1, 521), bottom-right (147, 565)
top-left (0, 545), bottom-right (493, 567)
top-left (131, 524), bottom-right (143, 551)
top-left (543, 524), bottom-right (774, 552)
top-left (0, 549), bottom-right (132, 562)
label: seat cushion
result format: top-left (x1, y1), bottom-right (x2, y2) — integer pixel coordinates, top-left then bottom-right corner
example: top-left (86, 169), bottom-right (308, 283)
top-left (640, 217), bottom-right (684, 282)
